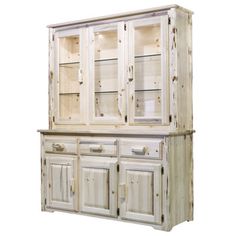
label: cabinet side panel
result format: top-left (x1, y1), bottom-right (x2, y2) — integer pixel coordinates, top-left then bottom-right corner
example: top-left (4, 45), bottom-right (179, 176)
top-left (49, 28), bottom-right (55, 129)
top-left (168, 135), bottom-right (193, 226)
top-left (187, 134), bottom-right (194, 220)
top-left (168, 9), bottom-right (178, 130)
top-left (187, 14), bottom-right (193, 130)
top-left (41, 134), bottom-right (46, 211)
top-left (175, 10), bottom-right (193, 130)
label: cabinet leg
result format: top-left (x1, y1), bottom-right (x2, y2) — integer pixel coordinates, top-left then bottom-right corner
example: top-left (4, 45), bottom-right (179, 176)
top-left (153, 225), bottom-right (172, 231)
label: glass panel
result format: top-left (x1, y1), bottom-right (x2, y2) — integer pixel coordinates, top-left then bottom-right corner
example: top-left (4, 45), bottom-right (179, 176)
top-left (59, 63), bottom-right (80, 94)
top-left (59, 36), bottom-right (80, 63)
top-left (134, 23), bottom-right (162, 120)
top-left (135, 55), bottom-right (161, 90)
top-left (58, 36), bottom-right (80, 121)
top-left (59, 94), bottom-right (80, 120)
top-left (135, 90), bottom-right (161, 118)
top-left (95, 92), bottom-right (119, 117)
top-left (134, 24), bottom-right (161, 56)
top-left (94, 29), bottom-right (119, 118)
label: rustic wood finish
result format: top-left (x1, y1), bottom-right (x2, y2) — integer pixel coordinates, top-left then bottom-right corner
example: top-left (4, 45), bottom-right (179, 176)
top-left (39, 4), bottom-right (194, 231)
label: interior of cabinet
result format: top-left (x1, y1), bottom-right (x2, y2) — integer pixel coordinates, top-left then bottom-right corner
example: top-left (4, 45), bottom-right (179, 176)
top-left (59, 94), bottom-right (80, 120)
top-left (93, 29), bottom-right (120, 118)
top-left (59, 36), bottom-right (80, 63)
top-left (58, 36), bottom-right (81, 120)
top-left (95, 93), bottom-right (119, 117)
top-left (134, 23), bottom-right (162, 121)
top-left (135, 90), bottom-right (161, 118)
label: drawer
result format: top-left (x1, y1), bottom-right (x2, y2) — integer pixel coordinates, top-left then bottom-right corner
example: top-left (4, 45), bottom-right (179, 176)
top-left (120, 138), bottom-right (163, 159)
top-left (44, 138), bottom-right (78, 155)
top-left (79, 138), bottom-right (117, 156)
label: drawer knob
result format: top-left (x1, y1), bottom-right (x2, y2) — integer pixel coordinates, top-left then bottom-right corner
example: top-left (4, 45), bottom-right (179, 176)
top-left (52, 143), bottom-right (65, 152)
top-left (131, 146), bottom-right (146, 154)
top-left (89, 144), bottom-right (103, 152)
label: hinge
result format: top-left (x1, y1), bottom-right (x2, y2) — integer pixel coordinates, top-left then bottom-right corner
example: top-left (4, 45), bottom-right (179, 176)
top-left (124, 24), bottom-right (127, 31)
top-left (168, 17), bottom-right (171, 25)
top-left (52, 116), bottom-right (55, 122)
top-left (125, 115), bottom-right (127, 123)
top-left (44, 198), bottom-right (47, 205)
top-left (161, 167), bottom-right (164, 175)
top-left (117, 208), bottom-right (120, 216)
top-left (50, 71), bottom-right (53, 80)
top-left (43, 159), bottom-right (46, 166)
top-left (117, 164), bottom-right (120, 172)
top-left (161, 214), bottom-right (164, 223)
top-left (52, 34), bottom-right (55, 41)
top-left (169, 115), bottom-right (172, 123)
top-left (172, 76), bottom-right (178, 82)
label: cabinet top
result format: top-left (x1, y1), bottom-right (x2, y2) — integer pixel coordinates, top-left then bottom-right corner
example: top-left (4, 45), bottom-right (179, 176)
top-left (47, 4), bottom-right (193, 28)
top-left (38, 129), bottom-right (195, 137)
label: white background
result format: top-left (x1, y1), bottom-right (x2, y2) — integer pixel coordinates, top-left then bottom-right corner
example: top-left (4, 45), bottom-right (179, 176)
top-left (0, 0), bottom-right (235, 235)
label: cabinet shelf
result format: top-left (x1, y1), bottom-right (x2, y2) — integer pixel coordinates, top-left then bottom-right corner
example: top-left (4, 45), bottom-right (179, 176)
top-left (95, 90), bottom-right (117, 94)
top-left (95, 58), bottom-right (118, 62)
top-left (135, 53), bottom-right (161, 59)
top-left (135, 89), bottom-right (161, 92)
top-left (59, 62), bottom-right (80, 66)
top-left (59, 92), bottom-right (80, 95)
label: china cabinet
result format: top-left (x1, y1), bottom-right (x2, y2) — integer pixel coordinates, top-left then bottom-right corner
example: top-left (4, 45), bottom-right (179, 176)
top-left (39, 4), bottom-right (194, 231)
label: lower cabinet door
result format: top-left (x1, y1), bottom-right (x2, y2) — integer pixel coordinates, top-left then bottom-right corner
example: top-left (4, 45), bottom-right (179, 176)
top-left (120, 161), bottom-right (162, 224)
top-left (46, 155), bottom-right (77, 211)
top-left (80, 156), bottom-right (118, 217)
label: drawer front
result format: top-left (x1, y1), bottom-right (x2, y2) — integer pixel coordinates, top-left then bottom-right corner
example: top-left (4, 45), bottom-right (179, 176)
top-left (44, 138), bottom-right (78, 155)
top-left (120, 138), bottom-right (163, 159)
top-left (79, 138), bottom-right (117, 156)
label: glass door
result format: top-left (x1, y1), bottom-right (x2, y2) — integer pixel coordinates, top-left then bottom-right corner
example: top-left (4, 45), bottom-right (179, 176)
top-left (55, 29), bottom-right (85, 124)
top-left (128, 16), bottom-right (169, 124)
top-left (89, 23), bottom-right (125, 124)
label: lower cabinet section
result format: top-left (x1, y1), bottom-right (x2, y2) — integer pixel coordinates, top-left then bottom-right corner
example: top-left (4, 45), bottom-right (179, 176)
top-left (41, 134), bottom-right (194, 231)
top-left (119, 161), bottom-right (162, 224)
top-left (79, 156), bottom-right (118, 217)
top-left (45, 155), bottom-right (78, 211)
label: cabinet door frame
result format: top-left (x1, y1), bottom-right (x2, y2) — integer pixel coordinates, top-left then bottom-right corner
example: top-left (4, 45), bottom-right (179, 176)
top-left (127, 15), bottom-right (169, 125)
top-left (54, 28), bottom-right (87, 125)
top-left (46, 154), bottom-right (78, 211)
top-left (79, 156), bottom-right (118, 217)
top-left (120, 161), bottom-right (162, 224)
top-left (88, 22), bottom-right (126, 124)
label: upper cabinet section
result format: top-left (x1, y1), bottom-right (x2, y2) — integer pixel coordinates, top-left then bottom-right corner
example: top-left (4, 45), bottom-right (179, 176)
top-left (49, 6), bottom-right (193, 131)
top-left (128, 16), bottom-right (168, 124)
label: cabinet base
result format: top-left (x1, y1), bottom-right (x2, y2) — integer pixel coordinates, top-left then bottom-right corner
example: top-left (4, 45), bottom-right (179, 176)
top-left (42, 208), bottom-right (180, 231)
